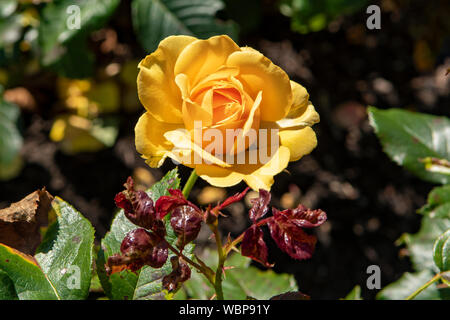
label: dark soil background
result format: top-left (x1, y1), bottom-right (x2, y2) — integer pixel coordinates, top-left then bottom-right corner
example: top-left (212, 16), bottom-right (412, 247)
top-left (1, 0), bottom-right (449, 299)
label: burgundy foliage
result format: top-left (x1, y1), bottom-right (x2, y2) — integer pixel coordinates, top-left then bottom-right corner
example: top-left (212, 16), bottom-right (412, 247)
top-left (241, 225), bottom-right (271, 267)
top-left (212, 187), bottom-right (250, 213)
top-left (267, 207), bottom-right (327, 261)
top-left (108, 176), bottom-right (327, 287)
top-left (241, 190), bottom-right (327, 265)
top-left (155, 189), bottom-right (200, 220)
top-left (248, 189), bottom-right (271, 222)
top-left (162, 256), bottom-right (191, 292)
top-left (170, 205), bottom-right (203, 250)
top-left (106, 228), bottom-right (168, 275)
top-left (114, 177), bottom-right (165, 236)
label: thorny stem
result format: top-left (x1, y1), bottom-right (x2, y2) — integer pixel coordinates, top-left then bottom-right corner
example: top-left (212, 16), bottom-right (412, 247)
top-left (182, 170), bottom-right (199, 198)
top-left (224, 217), bottom-right (272, 255)
top-left (152, 230), bottom-right (215, 285)
top-left (405, 273), bottom-right (442, 300)
top-left (210, 221), bottom-right (225, 300)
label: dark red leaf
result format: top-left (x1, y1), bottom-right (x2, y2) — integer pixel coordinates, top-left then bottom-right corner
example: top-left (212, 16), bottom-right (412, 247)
top-left (114, 177), bottom-right (159, 232)
top-left (162, 256), bottom-right (191, 292)
top-left (248, 189), bottom-right (271, 222)
top-left (106, 228), bottom-right (168, 275)
top-left (273, 205), bottom-right (327, 229)
top-left (170, 205), bottom-right (203, 249)
top-left (155, 188), bottom-right (200, 220)
top-left (212, 187), bottom-right (250, 213)
top-left (268, 213), bottom-right (317, 261)
top-left (241, 225), bottom-right (271, 267)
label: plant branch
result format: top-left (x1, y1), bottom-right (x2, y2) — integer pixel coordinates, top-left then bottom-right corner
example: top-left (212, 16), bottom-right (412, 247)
top-left (406, 273), bottom-right (442, 300)
top-left (224, 217), bottom-right (272, 255)
top-left (210, 222), bottom-right (225, 300)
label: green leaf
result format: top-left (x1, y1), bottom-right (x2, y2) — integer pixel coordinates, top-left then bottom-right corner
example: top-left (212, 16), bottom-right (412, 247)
top-left (0, 99), bottom-right (23, 180)
top-left (0, 197), bottom-right (95, 300)
top-left (180, 252), bottom-right (297, 300)
top-left (402, 214), bottom-right (450, 272)
top-left (131, 0), bottom-right (238, 52)
top-left (97, 168), bottom-right (196, 300)
top-left (0, 269), bottom-right (18, 300)
top-left (433, 229), bottom-right (450, 272)
top-left (419, 185), bottom-right (450, 218)
top-left (0, 244), bottom-right (58, 299)
top-left (38, 0), bottom-right (120, 77)
top-left (399, 185), bottom-right (450, 272)
top-left (377, 270), bottom-right (450, 300)
top-left (368, 107), bottom-right (450, 185)
top-left (343, 285), bottom-right (362, 300)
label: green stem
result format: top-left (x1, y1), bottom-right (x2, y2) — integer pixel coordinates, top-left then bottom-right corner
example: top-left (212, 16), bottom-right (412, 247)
top-left (406, 273), bottom-right (442, 300)
top-left (182, 170), bottom-right (199, 198)
top-left (212, 223), bottom-right (225, 300)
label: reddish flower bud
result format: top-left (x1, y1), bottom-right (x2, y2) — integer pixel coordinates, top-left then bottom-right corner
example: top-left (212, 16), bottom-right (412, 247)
top-left (114, 177), bottom-right (161, 234)
top-left (106, 228), bottom-right (168, 275)
top-left (170, 205), bottom-right (203, 249)
top-left (162, 256), bottom-right (191, 292)
top-left (155, 189), bottom-right (200, 220)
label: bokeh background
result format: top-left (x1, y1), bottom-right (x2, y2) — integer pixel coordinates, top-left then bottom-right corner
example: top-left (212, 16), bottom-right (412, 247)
top-left (0, 0), bottom-right (449, 299)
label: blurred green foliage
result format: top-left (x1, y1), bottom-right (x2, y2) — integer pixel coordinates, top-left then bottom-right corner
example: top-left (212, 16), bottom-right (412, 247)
top-left (279, 0), bottom-right (369, 33)
top-left (0, 87), bottom-right (23, 181)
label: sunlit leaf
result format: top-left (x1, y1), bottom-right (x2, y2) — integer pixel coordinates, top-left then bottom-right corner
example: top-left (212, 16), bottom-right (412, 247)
top-left (368, 107), bottom-right (450, 185)
top-left (377, 270), bottom-right (450, 300)
top-left (433, 229), bottom-right (450, 272)
top-left (0, 197), bottom-right (95, 300)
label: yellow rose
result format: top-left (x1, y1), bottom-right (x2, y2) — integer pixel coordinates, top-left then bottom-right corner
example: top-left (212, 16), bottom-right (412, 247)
top-left (135, 35), bottom-right (319, 190)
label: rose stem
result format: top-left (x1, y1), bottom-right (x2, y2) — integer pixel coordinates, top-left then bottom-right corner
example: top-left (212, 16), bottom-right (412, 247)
top-left (210, 220), bottom-right (225, 300)
top-left (223, 217), bottom-right (272, 255)
top-left (182, 169), bottom-right (199, 198)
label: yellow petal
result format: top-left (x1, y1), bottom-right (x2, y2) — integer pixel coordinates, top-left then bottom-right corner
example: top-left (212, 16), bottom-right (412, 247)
top-left (226, 48), bottom-right (292, 122)
top-left (279, 126), bottom-right (317, 162)
top-left (137, 35), bottom-right (196, 124)
top-left (135, 112), bottom-right (181, 167)
top-left (194, 164), bottom-right (245, 188)
top-left (174, 35), bottom-right (241, 86)
top-left (276, 102), bottom-right (319, 128)
top-left (194, 145), bottom-right (290, 190)
top-left (164, 129), bottom-right (231, 168)
top-left (287, 81), bottom-right (308, 114)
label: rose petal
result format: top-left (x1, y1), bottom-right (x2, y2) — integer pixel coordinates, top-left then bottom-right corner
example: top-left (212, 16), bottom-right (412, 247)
top-left (137, 35), bottom-right (196, 123)
top-left (135, 112), bottom-right (182, 168)
top-left (226, 47), bottom-right (292, 122)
